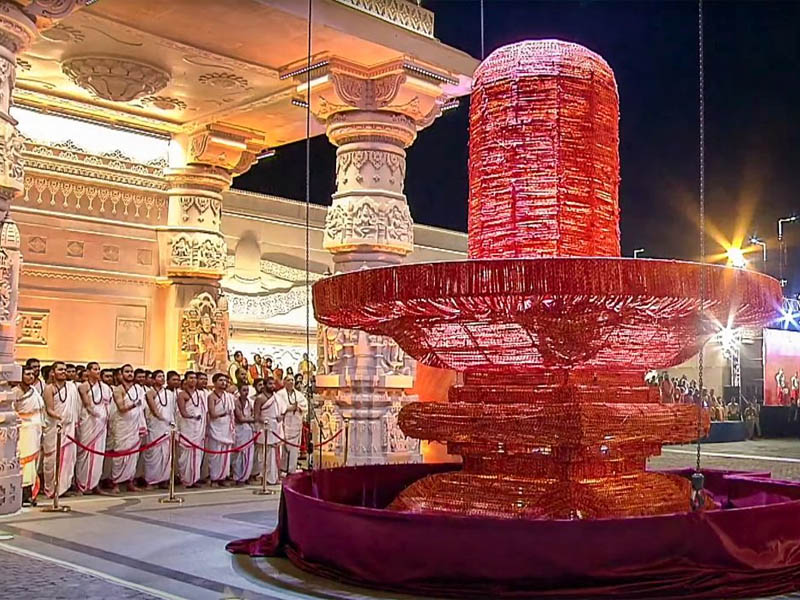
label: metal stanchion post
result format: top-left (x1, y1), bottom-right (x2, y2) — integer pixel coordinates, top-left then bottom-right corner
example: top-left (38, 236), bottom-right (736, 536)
top-left (255, 423), bottom-right (275, 495)
top-left (159, 423), bottom-right (183, 505)
top-left (42, 422), bottom-right (71, 513)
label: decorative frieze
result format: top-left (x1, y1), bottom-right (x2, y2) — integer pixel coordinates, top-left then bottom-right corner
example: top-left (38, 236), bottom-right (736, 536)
top-left (22, 174), bottom-right (166, 224)
top-left (324, 195), bottom-right (412, 254)
top-left (167, 230), bottom-right (227, 277)
top-left (227, 286), bottom-right (309, 321)
top-left (332, 0), bottom-right (434, 38)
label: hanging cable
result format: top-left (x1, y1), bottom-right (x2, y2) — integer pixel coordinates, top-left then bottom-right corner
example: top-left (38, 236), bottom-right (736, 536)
top-left (480, 0), bottom-right (485, 60)
top-left (692, 0), bottom-right (706, 510)
top-left (305, 0), bottom-right (314, 468)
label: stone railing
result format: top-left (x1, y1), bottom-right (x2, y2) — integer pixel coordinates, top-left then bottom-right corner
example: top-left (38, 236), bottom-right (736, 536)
top-left (19, 141), bottom-right (168, 226)
top-left (333, 0), bottom-right (434, 38)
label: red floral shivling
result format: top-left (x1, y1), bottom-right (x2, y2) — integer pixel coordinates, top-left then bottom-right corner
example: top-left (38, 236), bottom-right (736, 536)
top-left (313, 40), bottom-right (781, 519)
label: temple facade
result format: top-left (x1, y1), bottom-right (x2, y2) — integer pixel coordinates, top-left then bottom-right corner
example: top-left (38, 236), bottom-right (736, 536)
top-left (0, 0), bottom-right (476, 514)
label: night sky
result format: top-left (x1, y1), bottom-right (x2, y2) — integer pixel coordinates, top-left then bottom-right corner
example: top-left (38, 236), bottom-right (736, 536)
top-left (235, 0), bottom-right (800, 295)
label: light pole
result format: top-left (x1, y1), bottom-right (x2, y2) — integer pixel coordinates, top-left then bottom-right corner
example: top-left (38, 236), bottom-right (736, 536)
top-left (749, 235), bottom-right (767, 263)
top-left (633, 248), bottom-right (645, 258)
top-left (778, 216), bottom-right (798, 287)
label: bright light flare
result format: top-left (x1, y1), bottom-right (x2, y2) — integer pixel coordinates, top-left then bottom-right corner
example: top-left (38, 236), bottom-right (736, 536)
top-left (726, 246), bottom-right (748, 269)
top-left (779, 307), bottom-right (799, 330)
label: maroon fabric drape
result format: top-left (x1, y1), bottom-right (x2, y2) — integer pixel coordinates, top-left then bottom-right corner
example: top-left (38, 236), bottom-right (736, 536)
top-left (227, 464), bottom-right (800, 599)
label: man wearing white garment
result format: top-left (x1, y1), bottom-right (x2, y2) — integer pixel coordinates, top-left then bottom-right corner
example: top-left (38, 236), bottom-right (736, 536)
top-left (75, 362), bottom-right (113, 495)
top-left (232, 379), bottom-right (259, 485)
top-left (110, 364), bottom-right (145, 494)
top-left (177, 371), bottom-right (205, 488)
top-left (42, 361), bottom-right (80, 498)
top-left (276, 375), bottom-right (308, 475)
top-left (15, 366), bottom-right (45, 505)
top-left (143, 370), bottom-right (176, 488)
top-left (206, 372), bottom-right (235, 486)
top-left (254, 378), bottom-right (281, 485)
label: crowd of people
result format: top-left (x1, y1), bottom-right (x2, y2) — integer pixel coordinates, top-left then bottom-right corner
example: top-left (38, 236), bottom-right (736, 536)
top-left (656, 372), bottom-right (759, 426)
top-left (13, 352), bottom-right (316, 507)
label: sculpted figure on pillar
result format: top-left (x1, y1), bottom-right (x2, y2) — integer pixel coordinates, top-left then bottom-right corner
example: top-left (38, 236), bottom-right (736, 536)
top-left (0, 0), bottom-right (86, 515)
top-left (285, 55), bottom-right (458, 465)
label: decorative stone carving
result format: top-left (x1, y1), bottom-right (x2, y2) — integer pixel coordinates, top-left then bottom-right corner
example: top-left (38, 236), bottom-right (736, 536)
top-left (140, 95), bottom-right (187, 111)
top-left (227, 286), bottom-right (309, 321)
top-left (180, 291), bottom-right (228, 374)
top-left (115, 316), bottom-right (145, 351)
top-left (0, 123), bottom-right (25, 198)
top-left (382, 400), bottom-right (420, 454)
top-left (184, 124), bottom-right (265, 175)
top-left (61, 56), bottom-right (170, 102)
top-left (26, 235), bottom-right (45, 254)
top-left (285, 57), bottom-right (453, 134)
top-left (178, 195), bottom-right (221, 226)
top-left (198, 72), bottom-right (248, 90)
top-left (332, 0), bottom-right (435, 37)
top-left (324, 196), bottom-right (412, 254)
top-left (168, 231), bottom-right (227, 276)
top-left (66, 239), bottom-right (83, 257)
top-left (101, 244), bottom-right (119, 262)
top-left (136, 248), bottom-right (152, 266)
top-left (40, 22), bottom-right (83, 43)
top-left (0, 249), bottom-right (12, 321)
top-left (16, 309), bottom-right (48, 345)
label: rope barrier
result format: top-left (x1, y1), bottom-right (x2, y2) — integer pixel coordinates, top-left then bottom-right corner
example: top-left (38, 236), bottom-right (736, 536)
top-left (178, 431), bottom-right (261, 454)
top-left (66, 433), bottom-right (168, 458)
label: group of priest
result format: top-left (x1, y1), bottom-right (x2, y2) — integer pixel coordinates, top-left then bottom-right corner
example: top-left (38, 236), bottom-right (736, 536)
top-left (13, 358), bottom-right (309, 505)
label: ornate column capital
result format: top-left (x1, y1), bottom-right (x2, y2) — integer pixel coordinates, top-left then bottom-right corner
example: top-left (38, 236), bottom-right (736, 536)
top-left (283, 56), bottom-right (458, 141)
top-left (185, 123), bottom-right (268, 176)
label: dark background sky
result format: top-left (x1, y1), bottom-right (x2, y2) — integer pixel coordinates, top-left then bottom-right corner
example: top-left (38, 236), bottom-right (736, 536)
top-left (235, 0), bottom-right (800, 295)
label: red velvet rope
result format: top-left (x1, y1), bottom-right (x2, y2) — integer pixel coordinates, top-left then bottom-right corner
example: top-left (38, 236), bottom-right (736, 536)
top-left (318, 428), bottom-right (343, 447)
top-left (271, 432), bottom-right (303, 449)
top-left (66, 433), bottom-right (168, 457)
top-left (178, 431), bottom-right (261, 454)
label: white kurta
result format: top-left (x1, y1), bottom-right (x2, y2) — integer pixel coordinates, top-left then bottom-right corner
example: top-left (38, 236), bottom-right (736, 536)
top-left (111, 385), bottom-right (145, 484)
top-left (259, 393), bottom-right (284, 484)
top-left (43, 382), bottom-right (80, 497)
top-left (275, 388), bottom-right (308, 474)
top-left (178, 390), bottom-right (206, 486)
top-left (75, 381), bottom-right (113, 492)
top-left (144, 388), bottom-right (176, 485)
top-left (232, 395), bottom-right (255, 483)
top-left (14, 386), bottom-right (44, 490)
top-left (206, 391), bottom-right (235, 481)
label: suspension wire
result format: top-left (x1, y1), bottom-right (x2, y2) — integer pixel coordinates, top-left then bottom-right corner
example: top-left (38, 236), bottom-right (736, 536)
top-left (695, 0), bottom-right (705, 477)
top-left (480, 0), bottom-right (485, 59)
top-left (305, 0), bottom-right (313, 467)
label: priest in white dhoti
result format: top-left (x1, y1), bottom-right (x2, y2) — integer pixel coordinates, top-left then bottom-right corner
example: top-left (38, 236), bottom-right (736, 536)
top-left (276, 375), bottom-right (308, 475)
top-left (177, 372), bottom-right (205, 487)
top-left (110, 364), bottom-right (145, 494)
top-left (254, 378), bottom-right (281, 484)
top-left (75, 362), bottom-right (113, 494)
top-left (15, 365), bottom-right (44, 505)
top-left (207, 373), bottom-right (235, 486)
top-left (42, 362), bottom-right (80, 498)
top-left (232, 380), bottom-right (258, 484)
top-left (143, 370), bottom-right (176, 488)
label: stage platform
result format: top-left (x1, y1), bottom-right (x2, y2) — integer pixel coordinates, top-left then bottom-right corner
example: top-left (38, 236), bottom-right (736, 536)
top-left (702, 420), bottom-right (749, 443)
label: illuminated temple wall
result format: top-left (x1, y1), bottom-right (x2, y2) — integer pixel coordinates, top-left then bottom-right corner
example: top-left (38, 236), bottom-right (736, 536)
top-left (11, 109), bottom-right (467, 369)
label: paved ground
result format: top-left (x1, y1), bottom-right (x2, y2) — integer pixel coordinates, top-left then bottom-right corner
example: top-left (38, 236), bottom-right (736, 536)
top-left (1, 439), bottom-right (800, 599)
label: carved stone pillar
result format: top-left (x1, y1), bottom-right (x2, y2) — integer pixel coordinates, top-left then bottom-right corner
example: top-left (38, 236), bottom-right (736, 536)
top-left (0, 0), bottom-right (85, 515)
top-left (163, 124), bottom-right (264, 373)
top-left (285, 57), bottom-right (456, 465)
